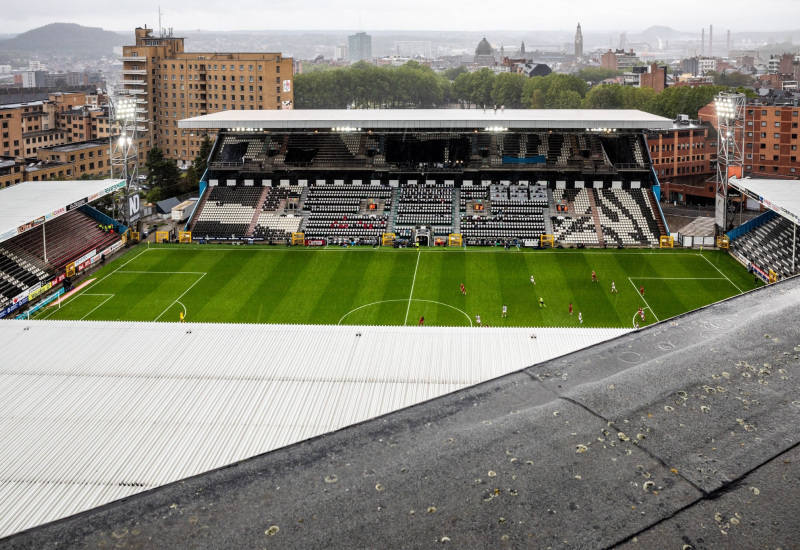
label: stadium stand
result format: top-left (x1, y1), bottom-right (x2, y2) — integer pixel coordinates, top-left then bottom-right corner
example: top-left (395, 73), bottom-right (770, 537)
top-left (395, 184), bottom-right (453, 237)
top-left (0, 244), bottom-right (53, 310)
top-left (731, 216), bottom-right (800, 278)
top-left (192, 186), bottom-right (263, 238)
top-left (302, 185), bottom-right (393, 243)
top-left (461, 184), bottom-right (547, 245)
top-left (594, 189), bottom-right (662, 246)
top-left (10, 210), bottom-right (119, 269)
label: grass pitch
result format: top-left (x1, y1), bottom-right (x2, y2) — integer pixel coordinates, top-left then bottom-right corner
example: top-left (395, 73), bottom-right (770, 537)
top-left (38, 244), bottom-right (758, 328)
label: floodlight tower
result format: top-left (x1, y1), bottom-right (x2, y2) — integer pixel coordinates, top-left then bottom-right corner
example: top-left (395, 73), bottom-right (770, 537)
top-left (713, 92), bottom-right (745, 234)
top-left (110, 95), bottom-right (141, 227)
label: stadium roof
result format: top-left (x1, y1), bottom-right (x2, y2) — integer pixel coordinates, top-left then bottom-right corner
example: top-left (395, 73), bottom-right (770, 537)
top-left (729, 177), bottom-right (800, 224)
top-left (5, 277), bottom-right (800, 548)
top-left (0, 180), bottom-right (125, 245)
top-left (178, 109), bottom-right (673, 131)
top-left (0, 322), bottom-right (627, 538)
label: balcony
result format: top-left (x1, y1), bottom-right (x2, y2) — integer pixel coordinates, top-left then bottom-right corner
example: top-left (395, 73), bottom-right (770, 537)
top-left (119, 56), bottom-right (145, 62)
top-left (123, 89), bottom-right (147, 95)
top-left (121, 69), bottom-right (146, 75)
top-left (123, 79), bottom-right (145, 85)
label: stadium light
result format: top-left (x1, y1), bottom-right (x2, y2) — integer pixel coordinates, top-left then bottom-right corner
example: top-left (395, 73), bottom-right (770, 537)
top-left (114, 96), bottom-right (137, 122)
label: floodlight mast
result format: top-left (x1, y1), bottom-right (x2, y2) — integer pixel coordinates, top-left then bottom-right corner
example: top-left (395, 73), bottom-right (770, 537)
top-left (714, 92), bottom-right (745, 235)
top-left (110, 95), bottom-right (141, 228)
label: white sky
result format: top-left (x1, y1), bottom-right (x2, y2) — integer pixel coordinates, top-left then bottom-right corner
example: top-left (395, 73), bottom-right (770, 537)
top-left (4, 0), bottom-right (799, 34)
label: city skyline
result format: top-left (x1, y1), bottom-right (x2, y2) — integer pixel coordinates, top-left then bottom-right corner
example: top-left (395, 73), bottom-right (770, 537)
top-left (2, 0), bottom-right (799, 35)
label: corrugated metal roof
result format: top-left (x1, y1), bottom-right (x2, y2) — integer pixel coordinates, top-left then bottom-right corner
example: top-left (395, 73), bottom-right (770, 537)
top-left (178, 109), bottom-right (673, 131)
top-left (729, 177), bottom-right (800, 224)
top-left (0, 320), bottom-right (628, 538)
top-left (0, 180), bottom-right (125, 244)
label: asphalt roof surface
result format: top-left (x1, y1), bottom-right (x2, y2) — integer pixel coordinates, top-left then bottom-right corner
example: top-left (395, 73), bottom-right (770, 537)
top-left (2, 276), bottom-right (799, 549)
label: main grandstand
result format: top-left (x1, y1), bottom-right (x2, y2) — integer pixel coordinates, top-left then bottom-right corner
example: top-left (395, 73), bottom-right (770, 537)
top-left (0, 180), bottom-right (127, 319)
top-left (179, 110), bottom-right (671, 248)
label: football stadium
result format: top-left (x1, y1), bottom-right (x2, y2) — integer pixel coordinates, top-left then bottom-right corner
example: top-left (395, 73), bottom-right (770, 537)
top-left (1, 109), bottom-right (799, 547)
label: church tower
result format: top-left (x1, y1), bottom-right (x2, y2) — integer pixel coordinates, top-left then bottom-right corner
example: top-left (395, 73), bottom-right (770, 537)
top-left (574, 23), bottom-right (583, 58)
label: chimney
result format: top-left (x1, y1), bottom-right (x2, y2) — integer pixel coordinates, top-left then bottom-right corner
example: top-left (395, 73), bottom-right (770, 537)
top-left (727, 30), bottom-right (731, 53)
top-left (709, 25), bottom-right (713, 57)
top-left (701, 28), bottom-right (705, 56)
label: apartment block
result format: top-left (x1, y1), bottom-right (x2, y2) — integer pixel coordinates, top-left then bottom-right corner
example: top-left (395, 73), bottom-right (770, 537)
top-left (646, 121), bottom-right (716, 203)
top-left (120, 27), bottom-right (294, 166)
top-left (698, 98), bottom-right (800, 180)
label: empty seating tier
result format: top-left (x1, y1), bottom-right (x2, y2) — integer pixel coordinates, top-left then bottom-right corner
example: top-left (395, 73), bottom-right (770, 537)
top-left (731, 216), bottom-right (800, 278)
top-left (10, 210), bottom-right (120, 270)
top-left (192, 186), bottom-right (264, 239)
top-left (594, 189), bottom-right (661, 246)
top-left (394, 185), bottom-right (454, 236)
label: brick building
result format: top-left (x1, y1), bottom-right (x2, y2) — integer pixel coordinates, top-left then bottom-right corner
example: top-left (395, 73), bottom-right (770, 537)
top-left (0, 139), bottom-right (113, 188)
top-left (699, 97), bottom-right (800, 179)
top-left (120, 26), bottom-right (294, 167)
top-left (646, 120), bottom-right (717, 204)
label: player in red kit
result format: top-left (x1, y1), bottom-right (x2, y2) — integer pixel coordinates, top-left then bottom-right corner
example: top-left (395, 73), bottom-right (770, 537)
top-left (591, 270), bottom-right (598, 282)
top-left (419, 316), bottom-right (424, 326)
top-left (569, 302), bottom-right (573, 315)
top-left (640, 285), bottom-right (645, 297)
top-left (460, 283), bottom-right (466, 295)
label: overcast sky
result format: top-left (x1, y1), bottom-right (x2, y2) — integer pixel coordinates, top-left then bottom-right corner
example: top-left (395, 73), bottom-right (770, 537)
top-left (5, 0), bottom-right (799, 34)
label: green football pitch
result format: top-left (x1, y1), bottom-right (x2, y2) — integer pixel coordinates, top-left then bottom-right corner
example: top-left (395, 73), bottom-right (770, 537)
top-left (37, 244), bottom-right (758, 328)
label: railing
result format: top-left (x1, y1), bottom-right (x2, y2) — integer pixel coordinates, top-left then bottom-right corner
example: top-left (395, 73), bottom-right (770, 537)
top-left (726, 210), bottom-right (777, 241)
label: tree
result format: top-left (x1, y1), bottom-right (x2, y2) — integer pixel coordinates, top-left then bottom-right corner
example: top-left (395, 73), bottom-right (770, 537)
top-left (145, 145), bottom-right (181, 197)
top-left (582, 84), bottom-right (626, 109)
top-left (491, 73), bottom-right (526, 108)
top-left (193, 135), bottom-right (213, 175)
top-left (180, 166), bottom-right (199, 194)
top-left (705, 70), bottom-right (755, 88)
top-left (444, 67), bottom-right (468, 81)
top-left (577, 67), bottom-right (624, 84)
top-left (522, 74), bottom-right (588, 108)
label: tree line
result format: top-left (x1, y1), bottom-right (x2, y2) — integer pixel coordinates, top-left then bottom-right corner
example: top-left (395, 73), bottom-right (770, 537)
top-left (295, 62), bottom-right (755, 119)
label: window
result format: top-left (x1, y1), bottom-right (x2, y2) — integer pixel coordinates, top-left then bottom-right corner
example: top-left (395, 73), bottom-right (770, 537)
top-left (761, 132), bottom-right (766, 138)
top-left (761, 121), bottom-right (767, 127)
top-left (774, 133), bottom-right (780, 139)
top-left (775, 122), bottom-right (781, 127)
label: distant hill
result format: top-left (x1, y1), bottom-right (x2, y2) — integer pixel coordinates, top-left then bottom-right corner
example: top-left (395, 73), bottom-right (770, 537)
top-left (636, 25), bottom-right (694, 42)
top-left (0, 23), bottom-right (125, 56)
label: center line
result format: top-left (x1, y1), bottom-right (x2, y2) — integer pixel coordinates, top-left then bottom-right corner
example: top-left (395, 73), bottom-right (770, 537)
top-left (404, 250), bottom-right (421, 326)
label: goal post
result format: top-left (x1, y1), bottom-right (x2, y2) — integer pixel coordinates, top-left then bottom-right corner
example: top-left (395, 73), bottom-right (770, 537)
top-left (382, 233), bottom-right (396, 246)
top-left (540, 234), bottom-right (554, 248)
top-left (716, 235), bottom-right (729, 249)
top-left (660, 235), bottom-right (674, 248)
top-left (292, 232), bottom-right (305, 245)
top-left (156, 231), bottom-right (170, 243)
top-left (179, 231), bottom-right (192, 244)
top-left (448, 233), bottom-right (462, 247)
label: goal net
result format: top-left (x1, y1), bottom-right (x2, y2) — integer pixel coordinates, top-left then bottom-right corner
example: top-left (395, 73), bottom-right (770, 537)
top-left (448, 234), bottom-right (462, 247)
top-left (659, 235), bottom-right (674, 248)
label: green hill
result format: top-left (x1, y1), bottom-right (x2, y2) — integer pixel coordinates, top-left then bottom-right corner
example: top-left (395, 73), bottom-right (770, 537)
top-left (0, 23), bottom-right (125, 56)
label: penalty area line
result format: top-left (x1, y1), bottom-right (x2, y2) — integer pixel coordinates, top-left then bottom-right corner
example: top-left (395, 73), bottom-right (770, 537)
top-left (628, 277), bottom-right (660, 323)
top-left (79, 294), bottom-right (115, 321)
top-left (154, 273), bottom-right (206, 322)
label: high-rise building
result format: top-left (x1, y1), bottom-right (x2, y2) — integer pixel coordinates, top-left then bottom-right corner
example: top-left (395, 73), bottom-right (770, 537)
top-left (120, 27), bottom-right (294, 166)
top-left (348, 32), bottom-right (372, 62)
top-left (575, 23), bottom-right (583, 58)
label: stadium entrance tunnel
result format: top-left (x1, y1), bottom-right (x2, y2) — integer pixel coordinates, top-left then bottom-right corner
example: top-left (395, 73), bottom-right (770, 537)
top-left (338, 299), bottom-right (472, 327)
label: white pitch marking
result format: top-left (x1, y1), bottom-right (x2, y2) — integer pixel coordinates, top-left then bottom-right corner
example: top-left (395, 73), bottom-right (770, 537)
top-left (154, 273), bottom-right (206, 322)
top-left (631, 307), bottom-right (653, 328)
top-left (404, 250), bottom-right (421, 326)
top-left (628, 277), bottom-right (660, 323)
top-left (696, 253), bottom-right (743, 293)
top-left (79, 294), bottom-right (115, 321)
top-left (339, 298), bottom-right (472, 327)
top-left (116, 271), bottom-right (208, 274)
